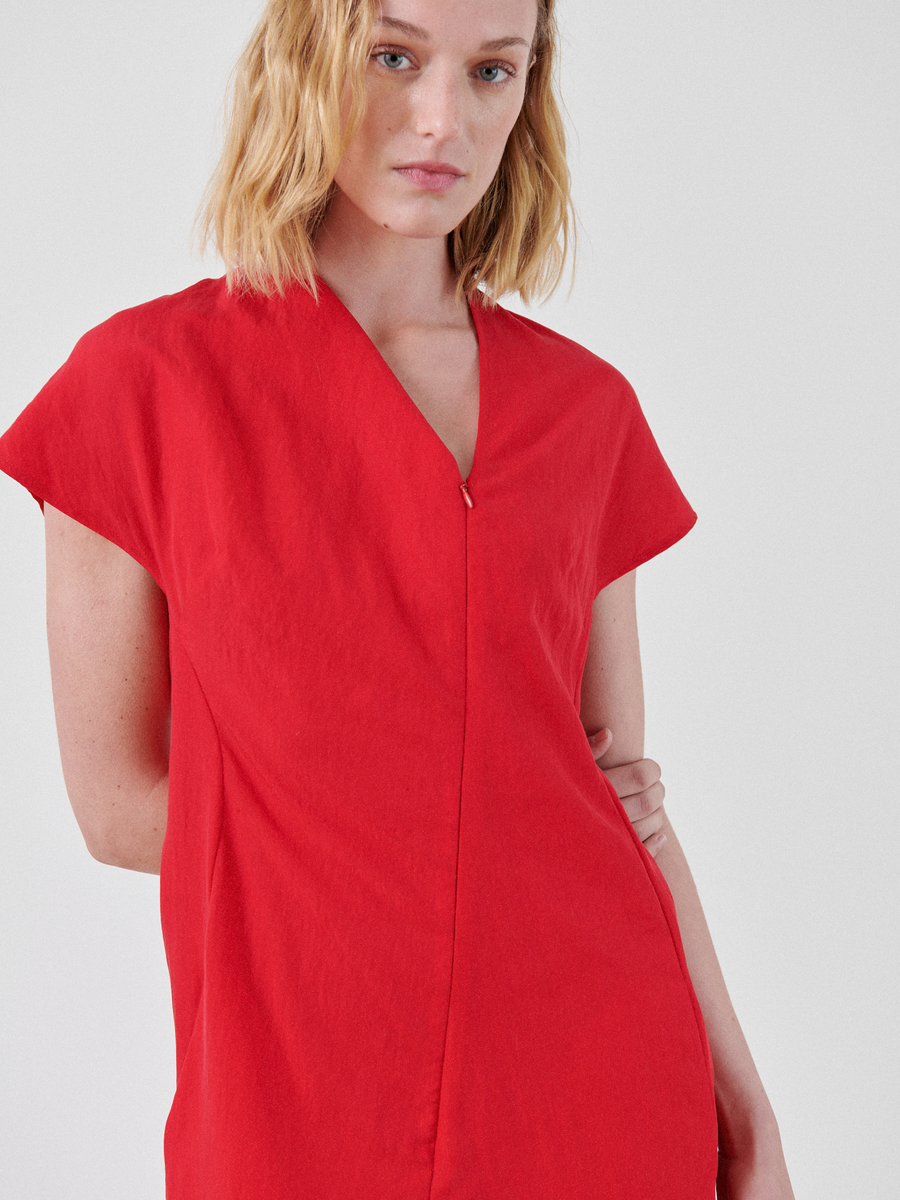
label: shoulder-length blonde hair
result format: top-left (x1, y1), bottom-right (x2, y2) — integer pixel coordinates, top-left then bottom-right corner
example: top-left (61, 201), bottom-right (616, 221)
top-left (197, 0), bottom-right (574, 305)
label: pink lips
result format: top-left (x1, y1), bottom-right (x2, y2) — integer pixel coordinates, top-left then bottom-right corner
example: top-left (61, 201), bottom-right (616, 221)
top-left (395, 161), bottom-right (464, 192)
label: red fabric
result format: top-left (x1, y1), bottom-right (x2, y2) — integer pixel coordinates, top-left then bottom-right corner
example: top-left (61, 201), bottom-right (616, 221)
top-left (0, 277), bottom-right (716, 1198)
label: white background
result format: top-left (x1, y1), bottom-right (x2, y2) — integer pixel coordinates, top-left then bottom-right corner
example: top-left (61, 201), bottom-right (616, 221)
top-left (1, 1), bottom-right (897, 1195)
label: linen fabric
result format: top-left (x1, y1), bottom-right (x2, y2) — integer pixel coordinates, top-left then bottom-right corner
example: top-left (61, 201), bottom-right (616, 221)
top-left (0, 277), bottom-right (718, 1198)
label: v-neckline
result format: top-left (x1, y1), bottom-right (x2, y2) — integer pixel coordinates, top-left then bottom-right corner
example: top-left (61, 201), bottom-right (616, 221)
top-left (315, 275), bottom-right (485, 484)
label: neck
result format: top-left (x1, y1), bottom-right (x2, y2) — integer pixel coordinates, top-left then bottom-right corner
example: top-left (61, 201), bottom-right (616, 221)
top-left (312, 193), bottom-right (467, 338)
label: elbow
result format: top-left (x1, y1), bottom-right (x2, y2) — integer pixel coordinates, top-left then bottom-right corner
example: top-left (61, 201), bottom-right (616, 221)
top-left (82, 824), bottom-right (165, 875)
top-left (73, 777), bottom-right (168, 874)
top-left (84, 835), bottom-right (122, 867)
top-left (81, 822), bottom-right (165, 874)
top-left (79, 821), bottom-right (109, 865)
top-left (82, 827), bottom-right (138, 870)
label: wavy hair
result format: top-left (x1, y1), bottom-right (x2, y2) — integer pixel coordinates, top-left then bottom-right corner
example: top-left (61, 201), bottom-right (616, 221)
top-left (197, 0), bottom-right (574, 304)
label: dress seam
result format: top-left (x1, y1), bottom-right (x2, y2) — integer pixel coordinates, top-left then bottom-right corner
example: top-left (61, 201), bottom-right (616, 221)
top-left (160, 626), bottom-right (228, 1097)
top-left (167, 627), bottom-right (227, 896)
top-left (426, 512), bottom-right (469, 1198)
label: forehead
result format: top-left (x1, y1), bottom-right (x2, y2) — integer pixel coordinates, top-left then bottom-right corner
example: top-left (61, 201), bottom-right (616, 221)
top-left (375, 0), bottom-right (539, 47)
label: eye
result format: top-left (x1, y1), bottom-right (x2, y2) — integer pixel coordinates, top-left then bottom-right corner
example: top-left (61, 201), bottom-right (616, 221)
top-left (475, 62), bottom-right (514, 86)
top-left (373, 49), bottom-right (414, 72)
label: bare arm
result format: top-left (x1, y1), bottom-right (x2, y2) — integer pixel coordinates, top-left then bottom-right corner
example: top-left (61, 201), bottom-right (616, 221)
top-left (580, 571), bottom-right (794, 1197)
top-left (44, 503), bottom-right (170, 874)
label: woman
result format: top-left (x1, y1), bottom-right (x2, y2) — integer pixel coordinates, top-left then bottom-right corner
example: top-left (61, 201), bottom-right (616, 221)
top-left (0, 0), bottom-right (794, 1196)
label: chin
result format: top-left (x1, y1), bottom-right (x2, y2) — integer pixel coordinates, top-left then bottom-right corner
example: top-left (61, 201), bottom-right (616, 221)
top-left (374, 209), bottom-right (464, 240)
top-left (399, 220), bottom-right (461, 241)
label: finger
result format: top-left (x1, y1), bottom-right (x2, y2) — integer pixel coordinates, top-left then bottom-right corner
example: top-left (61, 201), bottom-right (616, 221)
top-left (617, 780), bottom-right (666, 822)
top-left (626, 800), bottom-right (667, 840)
top-left (642, 832), bottom-right (668, 859)
top-left (586, 727), bottom-right (613, 761)
top-left (604, 757), bottom-right (662, 800)
top-left (628, 814), bottom-right (668, 863)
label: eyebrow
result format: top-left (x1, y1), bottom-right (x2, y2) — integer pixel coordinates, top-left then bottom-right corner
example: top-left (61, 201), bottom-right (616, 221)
top-left (376, 17), bottom-right (531, 53)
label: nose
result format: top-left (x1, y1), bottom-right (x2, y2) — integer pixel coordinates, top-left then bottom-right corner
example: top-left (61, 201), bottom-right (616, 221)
top-left (411, 65), bottom-right (463, 143)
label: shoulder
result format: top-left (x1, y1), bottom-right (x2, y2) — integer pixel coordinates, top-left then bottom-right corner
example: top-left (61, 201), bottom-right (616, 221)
top-left (48, 276), bottom-right (333, 420)
top-left (478, 299), bottom-right (638, 406)
top-left (67, 276), bottom-right (236, 367)
top-left (65, 276), bottom-right (331, 387)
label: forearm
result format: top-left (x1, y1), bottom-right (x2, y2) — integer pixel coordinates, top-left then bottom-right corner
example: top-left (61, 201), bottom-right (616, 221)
top-left (654, 816), bottom-right (786, 1160)
top-left (582, 574), bottom-right (793, 1191)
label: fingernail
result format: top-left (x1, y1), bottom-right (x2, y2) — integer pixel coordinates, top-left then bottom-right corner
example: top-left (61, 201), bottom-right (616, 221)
top-left (656, 835), bottom-right (667, 849)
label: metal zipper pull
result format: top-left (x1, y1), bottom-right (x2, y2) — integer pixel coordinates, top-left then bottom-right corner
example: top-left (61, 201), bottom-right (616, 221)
top-left (459, 482), bottom-right (474, 509)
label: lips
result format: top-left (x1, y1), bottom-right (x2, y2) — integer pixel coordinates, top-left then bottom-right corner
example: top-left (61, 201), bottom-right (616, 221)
top-left (394, 161), bottom-right (465, 192)
top-left (399, 160), bottom-right (464, 176)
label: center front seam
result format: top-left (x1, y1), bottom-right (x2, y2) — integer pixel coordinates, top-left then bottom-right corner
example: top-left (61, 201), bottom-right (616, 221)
top-left (425, 502), bottom-right (470, 1199)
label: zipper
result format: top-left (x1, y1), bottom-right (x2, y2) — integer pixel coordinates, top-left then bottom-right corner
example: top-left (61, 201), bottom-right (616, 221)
top-left (459, 482), bottom-right (474, 509)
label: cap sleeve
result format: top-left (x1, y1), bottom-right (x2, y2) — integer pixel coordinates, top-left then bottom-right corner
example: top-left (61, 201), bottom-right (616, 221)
top-left (592, 371), bottom-right (697, 594)
top-left (0, 317), bottom-right (164, 583)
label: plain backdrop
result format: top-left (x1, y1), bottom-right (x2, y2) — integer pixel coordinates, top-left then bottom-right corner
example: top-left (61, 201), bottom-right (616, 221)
top-left (1, 1), bottom-right (897, 1195)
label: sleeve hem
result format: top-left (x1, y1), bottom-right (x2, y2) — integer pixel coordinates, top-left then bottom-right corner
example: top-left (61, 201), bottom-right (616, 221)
top-left (0, 456), bottom-right (161, 587)
top-left (594, 508), bottom-right (698, 597)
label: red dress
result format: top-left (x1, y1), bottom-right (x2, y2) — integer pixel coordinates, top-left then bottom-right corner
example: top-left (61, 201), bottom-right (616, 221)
top-left (0, 277), bottom-right (717, 1198)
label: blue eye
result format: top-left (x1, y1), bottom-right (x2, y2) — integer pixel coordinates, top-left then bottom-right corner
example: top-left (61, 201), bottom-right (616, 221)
top-left (477, 64), bottom-right (512, 85)
top-left (375, 51), bottom-right (412, 71)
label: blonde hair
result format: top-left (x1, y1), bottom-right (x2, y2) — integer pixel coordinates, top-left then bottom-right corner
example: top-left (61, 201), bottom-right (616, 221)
top-left (197, 0), bottom-right (574, 305)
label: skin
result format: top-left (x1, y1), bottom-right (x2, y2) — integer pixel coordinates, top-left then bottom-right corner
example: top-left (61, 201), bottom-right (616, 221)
top-left (44, 0), bottom-right (793, 1195)
top-left (45, 506), bottom-right (170, 873)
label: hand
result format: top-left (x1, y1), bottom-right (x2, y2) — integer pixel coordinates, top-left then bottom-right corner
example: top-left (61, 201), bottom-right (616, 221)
top-left (585, 728), bottom-right (668, 858)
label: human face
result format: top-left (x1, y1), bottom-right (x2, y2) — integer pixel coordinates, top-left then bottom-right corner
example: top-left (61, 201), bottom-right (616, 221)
top-left (330, 0), bottom-right (539, 241)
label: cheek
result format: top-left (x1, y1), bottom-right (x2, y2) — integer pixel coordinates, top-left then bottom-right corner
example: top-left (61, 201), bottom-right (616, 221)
top-left (354, 85), bottom-right (405, 152)
top-left (475, 99), bottom-right (526, 175)
top-left (338, 90), bottom-right (390, 171)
